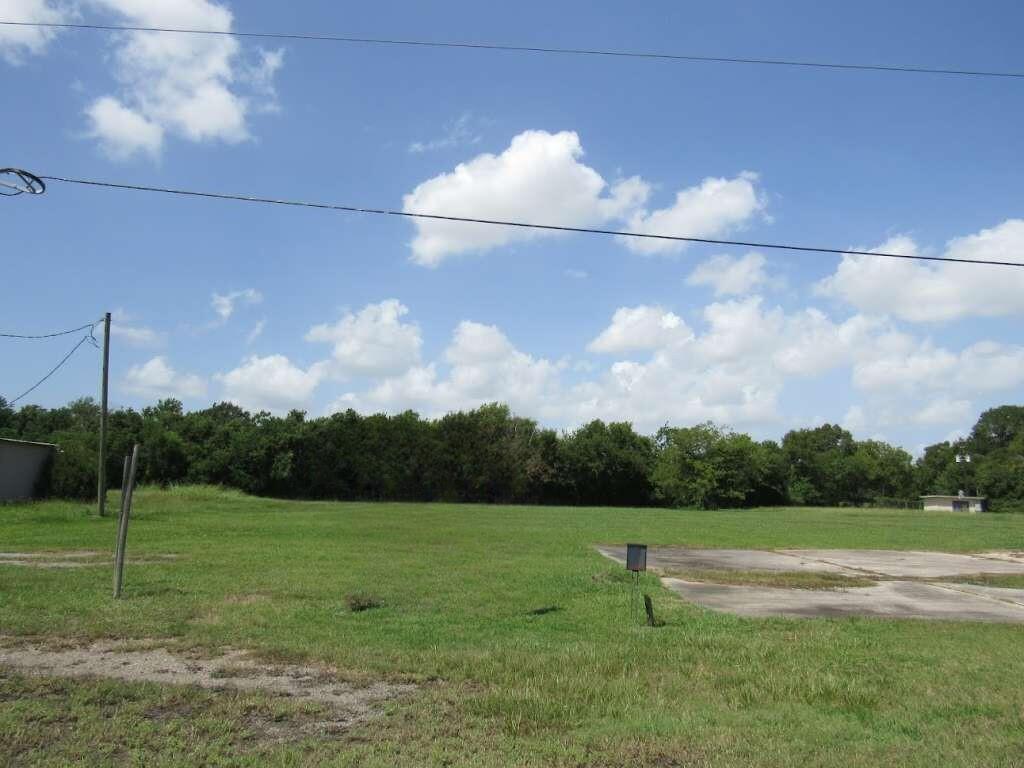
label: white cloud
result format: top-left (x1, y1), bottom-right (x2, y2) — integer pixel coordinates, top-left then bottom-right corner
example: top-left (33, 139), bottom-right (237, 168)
top-left (317, 295), bottom-right (1024, 437)
top-left (110, 310), bottom-right (162, 347)
top-left (344, 321), bottom-right (562, 419)
top-left (245, 319), bottom-right (265, 345)
top-left (620, 172), bottom-right (765, 255)
top-left (564, 268), bottom-right (588, 280)
top-left (686, 252), bottom-right (770, 296)
top-left (853, 339), bottom-right (1024, 396)
top-left (409, 112), bottom-right (482, 154)
top-left (842, 405), bottom-right (867, 434)
top-left (78, 0), bottom-right (283, 158)
top-left (403, 130), bottom-right (649, 266)
top-left (306, 299), bottom-right (422, 379)
top-left (216, 354), bottom-right (323, 413)
top-left (0, 0), bottom-right (69, 63)
top-left (816, 220), bottom-right (1024, 322)
top-left (242, 47), bottom-right (284, 110)
top-left (588, 306), bottom-right (692, 354)
top-left (122, 356), bottom-right (206, 399)
top-left (85, 96), bottom-right (164, 159)
top-left (341, 299), bottom-right (857, 431)
top-left (211, 288), bottom-right (262, 321)
top-left (914, 397), bottom-right (973, 426)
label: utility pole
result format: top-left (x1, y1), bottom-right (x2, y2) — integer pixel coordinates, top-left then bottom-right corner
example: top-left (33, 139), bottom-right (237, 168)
top-left (97, 311), bottom-right (111, 516)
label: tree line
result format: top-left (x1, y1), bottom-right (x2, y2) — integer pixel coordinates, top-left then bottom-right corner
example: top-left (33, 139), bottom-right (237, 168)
top-left (1, 397), bottom-right (1021, 511)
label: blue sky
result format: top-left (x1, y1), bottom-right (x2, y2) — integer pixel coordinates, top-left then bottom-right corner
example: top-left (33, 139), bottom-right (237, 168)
top-left (2, 0), bottom-right (1023, 453)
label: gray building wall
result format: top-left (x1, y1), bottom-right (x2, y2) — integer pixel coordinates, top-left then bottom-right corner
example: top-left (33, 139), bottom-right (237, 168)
top-left (0, 439), bottom-right (56, 501)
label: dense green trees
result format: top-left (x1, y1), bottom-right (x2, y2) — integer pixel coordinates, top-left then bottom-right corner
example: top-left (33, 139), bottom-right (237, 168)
top-left (1, 395), bottom-right (1021, 510)
top-left (651, 423), bottom-right (785, 509)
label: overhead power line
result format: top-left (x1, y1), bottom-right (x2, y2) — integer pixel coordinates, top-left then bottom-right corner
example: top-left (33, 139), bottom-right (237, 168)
top-left (6, 333), bottom-right (96, 405)
top-left (1, 19), bottom-right (1022, 80)
top-left (21, 172), bottom-right (1024, 268)
top-left (1, 319), bottom-right (101, 340)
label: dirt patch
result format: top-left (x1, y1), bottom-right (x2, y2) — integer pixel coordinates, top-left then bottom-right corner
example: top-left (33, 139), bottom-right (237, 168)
top-left (224, 592), bottom-right (273, 605)
top-left (0, 551), bottom-right (180, 568)
top-left (656, 568), bottom-right (876, 591)
top-left (0, 550), bottom-right (102, 559)
top-left (0, 638), bottom-right (416, 734)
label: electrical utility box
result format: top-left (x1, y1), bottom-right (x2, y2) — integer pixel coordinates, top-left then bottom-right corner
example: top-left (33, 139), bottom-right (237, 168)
top-left (626, 543), bottom-right (647, 572)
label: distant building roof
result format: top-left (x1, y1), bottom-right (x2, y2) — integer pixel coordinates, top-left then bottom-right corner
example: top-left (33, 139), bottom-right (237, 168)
top-left (920, 495), bottom-right (986, 501)
top-left (0, 437), bottom-right (57, 448)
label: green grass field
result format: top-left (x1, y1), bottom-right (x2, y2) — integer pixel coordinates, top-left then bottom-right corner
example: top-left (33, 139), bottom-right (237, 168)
top-left (3, 486), bottom-right (1024, 767)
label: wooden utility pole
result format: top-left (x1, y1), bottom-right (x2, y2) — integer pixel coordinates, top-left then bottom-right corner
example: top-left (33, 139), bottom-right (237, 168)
top-left (97, 312), bottom-right (111, 516)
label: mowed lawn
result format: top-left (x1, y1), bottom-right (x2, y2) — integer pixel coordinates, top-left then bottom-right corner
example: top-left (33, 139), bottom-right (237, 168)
top-left (3, 487), bottom-right (1024, 767)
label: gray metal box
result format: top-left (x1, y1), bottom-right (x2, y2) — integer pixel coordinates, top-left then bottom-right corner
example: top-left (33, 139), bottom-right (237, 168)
top-left (626, 543), bottom-right (647, 572)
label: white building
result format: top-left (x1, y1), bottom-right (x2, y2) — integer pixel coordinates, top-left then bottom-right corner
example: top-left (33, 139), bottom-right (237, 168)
top-left (920, 494), bottom-right (987, 513)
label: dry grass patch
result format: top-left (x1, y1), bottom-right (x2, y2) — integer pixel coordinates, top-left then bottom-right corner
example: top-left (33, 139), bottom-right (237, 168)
top-left (657, 569), bottom-right (877, 590)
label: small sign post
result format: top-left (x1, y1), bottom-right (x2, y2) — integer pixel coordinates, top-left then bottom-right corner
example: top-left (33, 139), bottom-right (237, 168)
top-left (626, 543), bottom-right (647, 572)
top-left (624, 544), bottom-right (647, 624)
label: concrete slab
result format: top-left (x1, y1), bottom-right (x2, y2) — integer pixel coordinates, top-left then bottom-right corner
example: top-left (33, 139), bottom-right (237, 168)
top-left (597, 546), bottom-right (1024, 578)
top-left (936, 582), bottom-right (1024, 609)
top-left (661, 578), bottom-right (1024, 623)
top-left (974, 551), bottom-right (1024, 565)
top-left (595, 546), bottom-right (858, 574)
top-left (777, 549), bottom-right (1024, 578)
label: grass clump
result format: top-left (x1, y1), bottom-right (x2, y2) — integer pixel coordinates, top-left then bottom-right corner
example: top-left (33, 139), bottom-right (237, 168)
top-left (345, 592), bottom-right (384, 613)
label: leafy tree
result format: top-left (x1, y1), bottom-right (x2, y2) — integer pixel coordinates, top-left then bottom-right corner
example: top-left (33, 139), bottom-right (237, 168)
top-left (969, 406), bottom-right (1024, 454)
top-left (782, 424), bottom-right (858, 505)
top-left (561, 420), bottom-right (654, 506)
top-left (652, 423), bottom-right (778, 509)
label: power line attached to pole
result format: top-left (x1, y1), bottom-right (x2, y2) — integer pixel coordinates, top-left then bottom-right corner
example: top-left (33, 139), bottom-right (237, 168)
top-left (12, 170), bottom-right (1024, 269)
top-left (97, 312), bottom-right (111, 518)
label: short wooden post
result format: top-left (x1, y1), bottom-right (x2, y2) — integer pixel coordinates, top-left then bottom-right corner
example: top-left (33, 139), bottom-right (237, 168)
top-left (113, 444), bottom-right (139, 599)
top-left (643, 594), bottom-right (657, 627)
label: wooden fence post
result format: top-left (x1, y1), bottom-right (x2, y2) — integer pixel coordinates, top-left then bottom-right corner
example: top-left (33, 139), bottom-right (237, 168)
top-left (118, 455), bottom-right (130, 522)
top-left (113, 444), bottom-right (139, 599)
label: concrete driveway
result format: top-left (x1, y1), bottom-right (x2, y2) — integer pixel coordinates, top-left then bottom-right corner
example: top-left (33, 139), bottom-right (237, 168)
top-left (597, 546), bottom-right (1024, 623)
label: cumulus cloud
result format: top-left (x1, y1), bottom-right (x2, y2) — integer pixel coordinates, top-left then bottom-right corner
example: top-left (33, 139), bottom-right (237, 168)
top-left (588, 306), bottom-right (692, 354)
top-left (211, 288), bottom-right (262, 322)
top-left (309, 292), bottom-right (1024, 438)
top-left (620, 173), bottom-right (765, 255)
top-left (914, 397), bottom-right (973, 426)
top-left (339, 321), bottom-right (562, 419)
top-left (853, 339), bottom-right (1024, 396)
top-left (0, 0), bottom-right (69, 63)
top-left (403, 130), bottom-right (649, 266)
top-left (122, 356), bottom-right (206, 399)
top-left (216, 354), bottom-right (323, 413)
top-left (334, 298), bottom-right (867, 431)
top-left (110, 310), bottom-right (163, 347)
top-left (571, 298), bottom-right (886, 430)
top-left (816, 220), bottom-right (1024, 322)
top-left (686, 252), bottom-right (770, 296)
top-left (86, 96), bottom-right (164, 159)
top-left (306, 299), bottom-right (422, 379)
top-left (75, 0), bottom-right (284, 158)
top-left (402, 130), bottom-right (770, 266)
